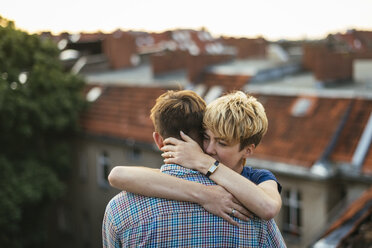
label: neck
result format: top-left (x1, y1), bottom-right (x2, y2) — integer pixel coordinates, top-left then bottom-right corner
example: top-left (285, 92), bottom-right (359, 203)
top-left (233, 159), bottom-right (245, 174)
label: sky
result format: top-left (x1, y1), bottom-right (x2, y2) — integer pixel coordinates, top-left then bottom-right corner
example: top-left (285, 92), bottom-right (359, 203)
top-left (2, 0), bottom-right (372, 41)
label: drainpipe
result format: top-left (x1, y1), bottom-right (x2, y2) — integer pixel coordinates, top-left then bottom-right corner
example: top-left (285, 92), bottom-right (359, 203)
top-left (351, 112), bottom-right (372, 170)
top-left (311, 101), bottom-right (354, 177)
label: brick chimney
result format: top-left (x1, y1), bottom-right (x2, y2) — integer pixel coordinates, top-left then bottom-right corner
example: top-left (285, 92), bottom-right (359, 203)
top-left (102, 31), bottom-right (139, 69)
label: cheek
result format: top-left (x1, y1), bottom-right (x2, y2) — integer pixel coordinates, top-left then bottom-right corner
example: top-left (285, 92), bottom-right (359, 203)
top-left (202, 140), bottom-right (209, 151)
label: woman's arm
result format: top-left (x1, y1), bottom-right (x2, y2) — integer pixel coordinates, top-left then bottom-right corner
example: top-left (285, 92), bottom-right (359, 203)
top-left (108, 166), bottom-right (251, 225)
top-left (162, 132), bottom-right (282, 220)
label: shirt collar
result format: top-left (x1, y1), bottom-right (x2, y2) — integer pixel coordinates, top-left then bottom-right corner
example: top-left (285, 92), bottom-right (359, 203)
top-left (160, 164), bottom-right (201, 176)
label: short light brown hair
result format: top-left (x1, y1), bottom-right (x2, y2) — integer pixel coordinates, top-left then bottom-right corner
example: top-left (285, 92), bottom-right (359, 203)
top-left (203, 91), bottom-right (268, 149)
top-left (150, 90), bottom-right (206, 142)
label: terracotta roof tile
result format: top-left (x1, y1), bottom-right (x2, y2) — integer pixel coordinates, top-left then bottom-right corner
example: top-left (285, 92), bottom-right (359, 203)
top-left (330, 99), bottom-right (372, 170)
top-left (80, 82), bottom-right (371, 173)
top-left (251, 94), bottom-right (352, 168)
top-left (80, 85), bottom-right (173, 143)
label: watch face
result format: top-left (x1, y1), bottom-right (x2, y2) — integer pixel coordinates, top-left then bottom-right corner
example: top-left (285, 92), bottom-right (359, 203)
top-left (209, 164), bottom-right (218, 173)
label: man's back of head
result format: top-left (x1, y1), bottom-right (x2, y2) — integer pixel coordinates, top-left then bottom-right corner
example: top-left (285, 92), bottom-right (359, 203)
top-left (150, 90), bottom-right (206, 146)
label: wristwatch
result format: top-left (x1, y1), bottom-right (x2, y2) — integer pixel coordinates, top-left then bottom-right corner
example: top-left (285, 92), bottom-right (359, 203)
top-left (205, 160), bottom-right (220, 178)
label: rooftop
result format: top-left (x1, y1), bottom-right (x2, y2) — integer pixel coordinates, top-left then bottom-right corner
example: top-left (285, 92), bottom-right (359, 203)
top-left (83, 62), bottom-right (189, 87)
top-left (314, 186), bottom-right (372, 247)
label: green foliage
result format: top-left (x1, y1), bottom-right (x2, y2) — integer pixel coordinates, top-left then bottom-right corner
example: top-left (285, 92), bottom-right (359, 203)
top-left (0, 16), bottom-right (86, 247)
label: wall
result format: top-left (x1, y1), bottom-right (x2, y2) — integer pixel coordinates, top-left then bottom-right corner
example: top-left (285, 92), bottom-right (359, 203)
top-left (222, 37), bottom-right (267, 59)
top-left (187, 53), bottom-right (234, 83)
top-left (274, 174), bottom-right (330, 248)
top-left (353, 59), bottom-right (372, 84)
top-left (59, 138), bottom-right (163, 248)
top-left (150, 50), bottom-right (188, 75)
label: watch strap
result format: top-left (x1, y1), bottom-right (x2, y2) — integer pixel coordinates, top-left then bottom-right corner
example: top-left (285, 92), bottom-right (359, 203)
top-left (205, 160), bottom-right (220, 178)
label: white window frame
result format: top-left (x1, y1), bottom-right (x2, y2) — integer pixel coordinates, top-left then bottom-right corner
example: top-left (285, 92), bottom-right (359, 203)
top-left (282, 188), bottom-right (302, 238)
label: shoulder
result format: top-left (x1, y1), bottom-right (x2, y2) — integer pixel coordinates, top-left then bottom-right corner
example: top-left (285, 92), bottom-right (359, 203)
top-left (242, 166), bottom-right (282, 193)
top-left (241, 166), bottom-right (274, 179)
top-left (104, 191), bottom-right (155, 229)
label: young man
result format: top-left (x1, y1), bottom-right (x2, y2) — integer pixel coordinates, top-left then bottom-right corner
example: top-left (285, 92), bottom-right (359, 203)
top-left (103, 90), bottom-right (285, 247)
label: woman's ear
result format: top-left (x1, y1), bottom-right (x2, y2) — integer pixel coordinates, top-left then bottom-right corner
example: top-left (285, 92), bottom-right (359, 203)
top-left (153, 132), bottom-right (164, 149)
top-left (242, 144), bottom-right (255, 158)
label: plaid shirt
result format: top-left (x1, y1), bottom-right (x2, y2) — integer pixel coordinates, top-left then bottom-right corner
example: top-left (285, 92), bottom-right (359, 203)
top-left (102, 164), bottom-right (286, 247)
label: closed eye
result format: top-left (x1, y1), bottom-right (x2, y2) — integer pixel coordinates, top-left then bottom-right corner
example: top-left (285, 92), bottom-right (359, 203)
top-left (218, 140), bottom-right (227, 146)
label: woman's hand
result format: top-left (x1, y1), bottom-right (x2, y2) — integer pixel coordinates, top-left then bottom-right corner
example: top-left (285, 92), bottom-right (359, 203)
top-left (161, 131), bottom-right (210, 171)
top-left (199, 185), bottom-right (253, 226)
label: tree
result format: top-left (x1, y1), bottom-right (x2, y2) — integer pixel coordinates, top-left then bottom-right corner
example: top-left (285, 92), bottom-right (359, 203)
top-left (0, 16), bottom-right (86, 247)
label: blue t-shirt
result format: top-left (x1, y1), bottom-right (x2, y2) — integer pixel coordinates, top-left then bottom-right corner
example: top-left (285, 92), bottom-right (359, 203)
top-left (241, 166), bottom-right (282, 193)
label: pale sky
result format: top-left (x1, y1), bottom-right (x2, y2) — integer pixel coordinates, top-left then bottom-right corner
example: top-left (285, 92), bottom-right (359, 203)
top-left (2, 0), bottom-right (372, 40)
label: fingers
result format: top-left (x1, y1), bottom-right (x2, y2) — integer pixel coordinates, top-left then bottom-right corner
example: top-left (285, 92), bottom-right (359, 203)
top-left (161, 152), bottom-right (173, 158)
top-left (231, 197), bottom-right (253, 219)
top-left (163, 137), bottom-right (180, 146)
top-left (231, 209), bottom-right (250, 222)
top-left (163, 157), bottom-right (177, 164)
top-left (221, 213), bottom-right (239, 227)
top-left (180, 131), bottom-right (193, 142)
top-left (160, 145), bottom-right (176, 152)
top-left (233, 204), bottom-right (253, 219)
top-left (161, 152), bottom-right (178, 164)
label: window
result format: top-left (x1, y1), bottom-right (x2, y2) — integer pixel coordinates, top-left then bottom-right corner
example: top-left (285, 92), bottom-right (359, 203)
top-left (97, 151), bottom-right (110, 188)
top-left (282, 188), bottom-right (302, 238)
top-left (129, 147), bottom-right (142, 161)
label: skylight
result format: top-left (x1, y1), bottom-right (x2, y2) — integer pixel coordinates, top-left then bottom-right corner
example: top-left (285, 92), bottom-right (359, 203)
top-left (291, 97), bottom-right (314, 117)
top-left (188, 43), bottom-right (200, 56)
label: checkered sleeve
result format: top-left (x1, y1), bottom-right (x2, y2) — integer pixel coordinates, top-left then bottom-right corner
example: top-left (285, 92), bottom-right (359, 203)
top-left (102, 202), bottom-right (121, 248)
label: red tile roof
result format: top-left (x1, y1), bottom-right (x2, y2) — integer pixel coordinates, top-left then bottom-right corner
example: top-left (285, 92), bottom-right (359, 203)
top-left (332, 30), bottom-right (372, 52)
top-left (80, 85), bottom-right (174, 143)
top-left (80, 82), bottom-right (372, 173)
top-left (330, 98), bottom-right (372, 173)
top-left (135, 29), bottom-right (226, 56)
top-left (251, 94), bottom-right (353, 168)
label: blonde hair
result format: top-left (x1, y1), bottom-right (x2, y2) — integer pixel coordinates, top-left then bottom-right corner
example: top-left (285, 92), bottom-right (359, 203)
top-left (150, 90), bottom-right (206, 140)
top-left (203, 91), bottom-right (268, 149)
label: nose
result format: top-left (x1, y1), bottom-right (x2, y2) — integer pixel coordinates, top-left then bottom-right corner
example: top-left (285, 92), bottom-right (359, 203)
top-left (204, 139), bottom-right (216, 155)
